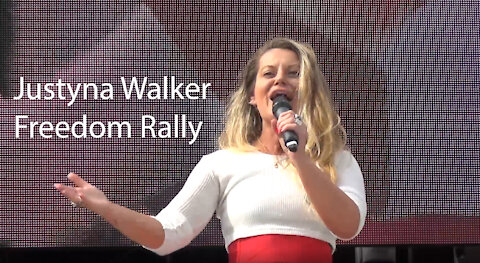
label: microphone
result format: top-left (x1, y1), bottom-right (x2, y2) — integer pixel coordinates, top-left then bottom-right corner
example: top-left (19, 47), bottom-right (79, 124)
top-left (272, 95), bottom-right (299, 152)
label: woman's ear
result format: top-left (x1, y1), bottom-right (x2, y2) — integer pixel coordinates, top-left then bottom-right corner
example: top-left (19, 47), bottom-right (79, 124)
top-left (249, 96), bottom-right (257, 106)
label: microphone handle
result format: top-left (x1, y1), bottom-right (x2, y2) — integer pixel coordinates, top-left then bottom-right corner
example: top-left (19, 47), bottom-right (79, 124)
top-left (272, 95), bottom-right (299, 152)
top-left (283, 130), bottom-right (298, 152)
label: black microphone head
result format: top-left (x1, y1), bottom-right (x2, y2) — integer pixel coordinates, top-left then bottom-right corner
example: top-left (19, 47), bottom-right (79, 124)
top-left (272, 94), bottom-right (292, 118)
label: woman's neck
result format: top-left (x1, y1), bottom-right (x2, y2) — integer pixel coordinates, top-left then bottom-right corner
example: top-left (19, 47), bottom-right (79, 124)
top-left (254, 121), bottom-right (283, 155)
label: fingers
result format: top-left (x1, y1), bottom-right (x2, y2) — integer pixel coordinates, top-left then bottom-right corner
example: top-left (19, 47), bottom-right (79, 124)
top-left (276, 110), bottom-right (298, 133)
top-left (275, 111), bottom-right (307, 153)
top-left (278, 122), bottom-right (299, 133)
top-left (67, 172), bottom-right (89, 187)
top-left (54, 172), bottom-right (88, 204)
top-left (54, 183), bottom-right (82, 204)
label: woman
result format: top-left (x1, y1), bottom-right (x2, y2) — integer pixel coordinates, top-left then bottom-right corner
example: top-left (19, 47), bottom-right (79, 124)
top-left (55, 38), bottom-right (366, 262)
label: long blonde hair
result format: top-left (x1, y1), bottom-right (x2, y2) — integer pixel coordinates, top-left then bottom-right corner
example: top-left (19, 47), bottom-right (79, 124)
top-left (219, 38), bottom-right (346, 182)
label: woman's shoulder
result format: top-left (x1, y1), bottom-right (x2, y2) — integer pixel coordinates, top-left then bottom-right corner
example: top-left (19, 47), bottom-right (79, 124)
top-left (333, 149), bottom-right (364, 180)
top-left (333, 149), bottom-right (363, 172)
top-left (196, 149), bottom-right (262, 174)
top-left (203, 148), bottom-right (258, 160)
top-left (334, 149), bottom-right (356, 165)
top-left (203, 149), bottom-right (233, 158)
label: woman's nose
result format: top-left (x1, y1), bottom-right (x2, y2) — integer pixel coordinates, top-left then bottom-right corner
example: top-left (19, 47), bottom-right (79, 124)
top-left (273, 70), bottom-right (287, 85)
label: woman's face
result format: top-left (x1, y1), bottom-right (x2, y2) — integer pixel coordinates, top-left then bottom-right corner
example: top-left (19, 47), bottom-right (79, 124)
top-left (250, 48), bottom-right (300, 123)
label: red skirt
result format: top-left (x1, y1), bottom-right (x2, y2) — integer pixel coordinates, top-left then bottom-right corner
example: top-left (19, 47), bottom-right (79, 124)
top-left (228, 234), bottom-right (332, 263)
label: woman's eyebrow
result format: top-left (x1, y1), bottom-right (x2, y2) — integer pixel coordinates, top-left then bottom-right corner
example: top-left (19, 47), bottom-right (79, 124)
top-left (260, 64), bottom-right (300, 69)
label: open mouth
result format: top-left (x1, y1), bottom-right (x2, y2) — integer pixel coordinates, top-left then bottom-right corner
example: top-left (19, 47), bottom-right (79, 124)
top-left (269, 90), bottom-right (292, 101)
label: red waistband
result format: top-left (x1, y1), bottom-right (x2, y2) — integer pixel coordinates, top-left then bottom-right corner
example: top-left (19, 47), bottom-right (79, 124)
top-left (228, 234), bottom-right (332, 263)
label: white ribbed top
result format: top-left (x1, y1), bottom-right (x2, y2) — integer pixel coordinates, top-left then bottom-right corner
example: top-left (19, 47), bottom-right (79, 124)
top-left (145, 149), bottom-right (366, 256)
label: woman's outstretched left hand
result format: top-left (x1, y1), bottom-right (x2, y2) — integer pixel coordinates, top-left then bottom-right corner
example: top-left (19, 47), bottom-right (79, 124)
top-left (54, 173), bottom-right (111, 214)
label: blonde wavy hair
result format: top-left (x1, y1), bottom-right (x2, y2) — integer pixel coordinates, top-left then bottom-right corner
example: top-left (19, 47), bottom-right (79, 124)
top-left (219, 38), bottom-right (346, 182)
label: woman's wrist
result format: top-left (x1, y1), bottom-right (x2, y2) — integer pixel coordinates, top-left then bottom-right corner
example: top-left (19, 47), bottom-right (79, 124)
top-left (289, 150), bottom-right (309, 168)
top-left (92, 199), bottom-right (115, 218)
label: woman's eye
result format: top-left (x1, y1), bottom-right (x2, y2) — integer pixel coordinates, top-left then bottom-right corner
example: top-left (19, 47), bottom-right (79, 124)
top-left (263, 72), bottom-right (274, 77)
top-left (289, 71), bottom-right (300, 77)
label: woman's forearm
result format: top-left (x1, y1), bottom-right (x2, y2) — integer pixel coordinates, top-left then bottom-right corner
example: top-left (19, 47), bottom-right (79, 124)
top-left (97, 201), bottom-right (165, 249)
top-left (292, 155), bottom-right (361, 239)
